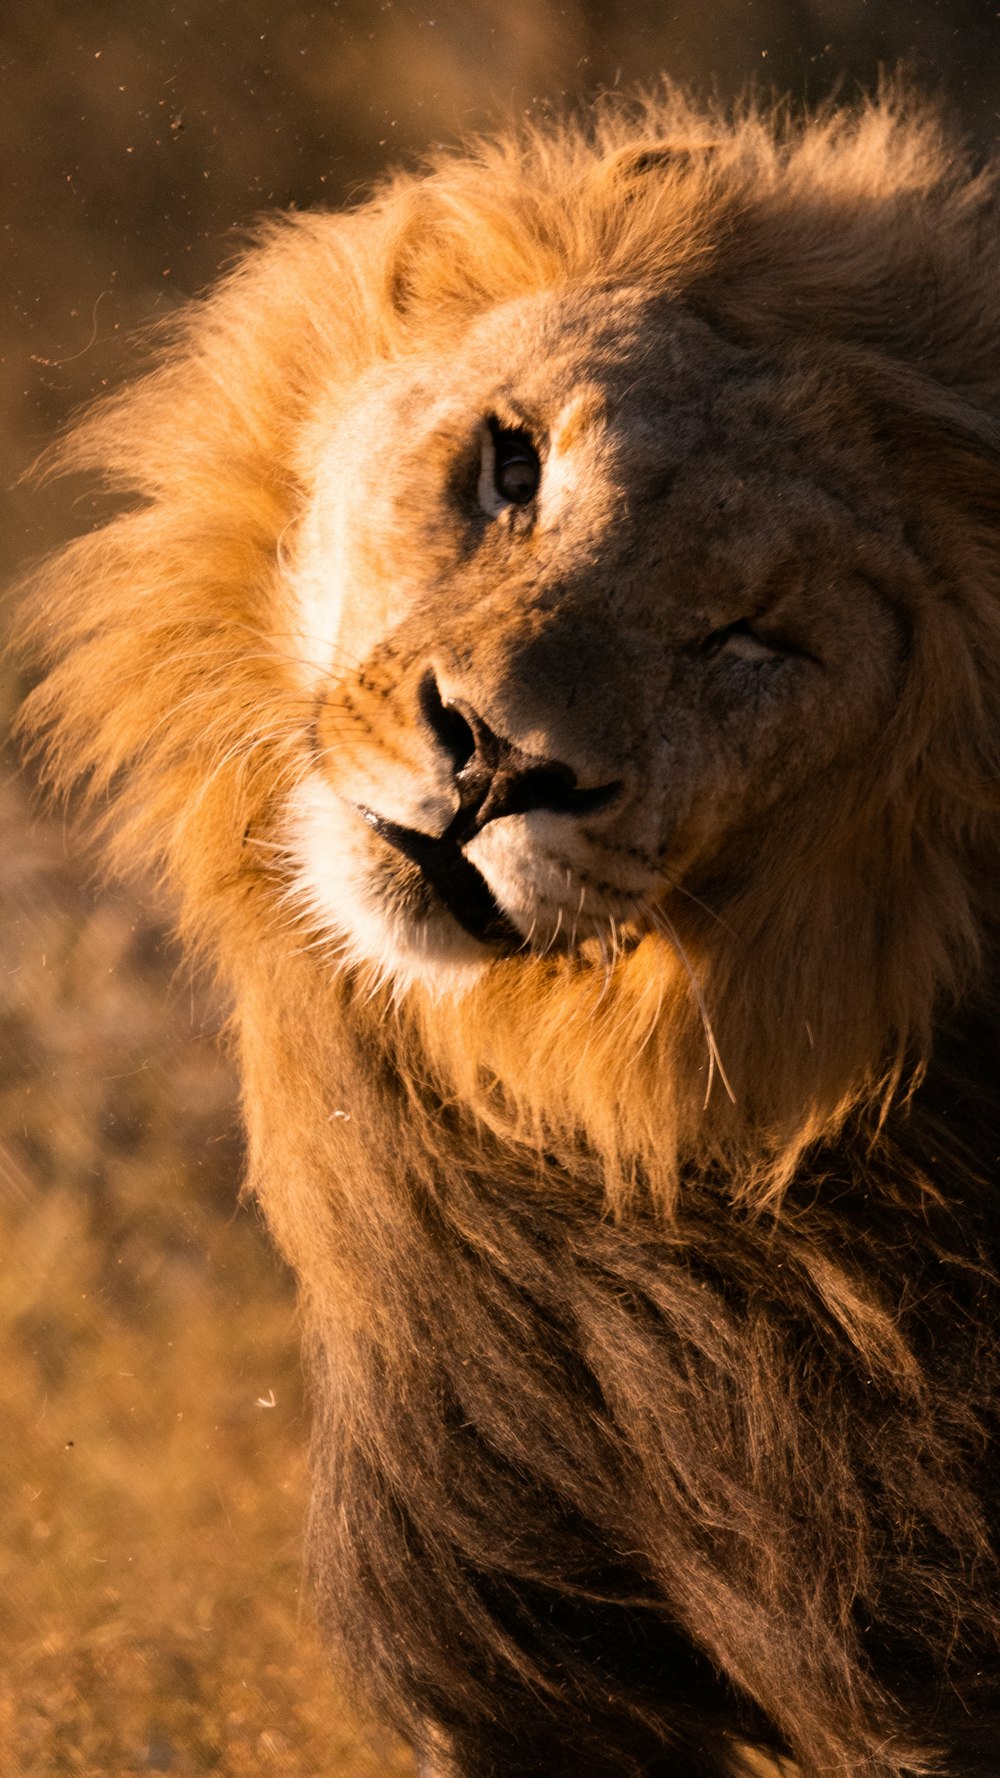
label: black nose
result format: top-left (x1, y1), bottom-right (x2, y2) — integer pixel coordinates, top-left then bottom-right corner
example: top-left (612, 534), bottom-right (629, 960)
top-left (419, 672), bottom-right (620, 844)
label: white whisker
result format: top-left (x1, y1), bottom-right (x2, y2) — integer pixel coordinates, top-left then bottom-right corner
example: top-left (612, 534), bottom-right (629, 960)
top-left (639, 896), bottom-right (735, 1107)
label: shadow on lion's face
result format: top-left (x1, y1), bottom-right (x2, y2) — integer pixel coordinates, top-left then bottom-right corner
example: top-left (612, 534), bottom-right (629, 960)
top-left (288, 286), bottom-right (908, 993)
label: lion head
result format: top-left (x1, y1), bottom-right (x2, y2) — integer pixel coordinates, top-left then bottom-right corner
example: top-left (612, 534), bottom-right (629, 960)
top-left (22, 88), bottom-right (1000, 1210)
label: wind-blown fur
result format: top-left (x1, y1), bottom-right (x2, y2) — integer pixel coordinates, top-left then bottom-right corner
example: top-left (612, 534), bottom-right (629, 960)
top-left (17, 89), bottom-right (1000, 1776)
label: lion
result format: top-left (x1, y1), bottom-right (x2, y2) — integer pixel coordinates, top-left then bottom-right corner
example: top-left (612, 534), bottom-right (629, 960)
top-left (17, 86), bottom-right (1000, 1777)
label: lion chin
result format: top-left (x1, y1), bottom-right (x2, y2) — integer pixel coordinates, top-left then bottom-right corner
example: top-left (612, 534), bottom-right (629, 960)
top-left (286, 772), bottom-right (498, 992)
top-left (18, 81), bottom-right (1000, 1778)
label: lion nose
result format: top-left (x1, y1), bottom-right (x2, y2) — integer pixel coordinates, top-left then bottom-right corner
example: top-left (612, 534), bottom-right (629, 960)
top-left (419, 672), bottom-right (621, 844)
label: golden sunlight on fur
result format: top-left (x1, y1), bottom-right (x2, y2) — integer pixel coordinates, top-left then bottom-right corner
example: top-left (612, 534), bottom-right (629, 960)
top-left (18, 85), bottom-right (1000, 1778)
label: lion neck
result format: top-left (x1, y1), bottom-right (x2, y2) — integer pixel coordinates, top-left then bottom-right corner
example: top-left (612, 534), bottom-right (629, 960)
top-left (235, 816), bottom-right (987, 1263)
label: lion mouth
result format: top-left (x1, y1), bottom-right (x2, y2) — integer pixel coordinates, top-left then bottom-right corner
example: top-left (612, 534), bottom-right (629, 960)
top-left (359, 807), bottom-right (524, 953)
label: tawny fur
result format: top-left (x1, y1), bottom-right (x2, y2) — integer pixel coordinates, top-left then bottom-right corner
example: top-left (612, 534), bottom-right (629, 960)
top-left (17, 88), bottom-right (1000, 1777)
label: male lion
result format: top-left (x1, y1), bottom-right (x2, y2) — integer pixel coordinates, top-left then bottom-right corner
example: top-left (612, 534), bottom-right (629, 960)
top-left (19, 89), bottom-right (1000, 1777)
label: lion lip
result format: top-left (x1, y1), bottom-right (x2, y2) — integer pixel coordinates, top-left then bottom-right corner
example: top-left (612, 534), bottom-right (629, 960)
top-left (359, 806), bottom-right (524, 953)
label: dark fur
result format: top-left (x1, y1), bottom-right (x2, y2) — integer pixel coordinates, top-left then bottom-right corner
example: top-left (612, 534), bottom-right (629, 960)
top-left (245, 962), bottom-right (1000, 1778)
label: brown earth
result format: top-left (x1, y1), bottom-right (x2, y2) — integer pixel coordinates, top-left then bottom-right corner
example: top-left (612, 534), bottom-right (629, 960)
top-left (0, 759), bottom-right (412, 1777)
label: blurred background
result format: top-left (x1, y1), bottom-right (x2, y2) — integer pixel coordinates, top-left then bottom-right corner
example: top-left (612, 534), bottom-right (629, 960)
top-left (3, 5), bottom-right (999, 1774)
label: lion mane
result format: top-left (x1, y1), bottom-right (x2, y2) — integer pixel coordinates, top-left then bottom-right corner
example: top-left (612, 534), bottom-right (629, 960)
top-left (18, 88), bottom-right (1000, 1777)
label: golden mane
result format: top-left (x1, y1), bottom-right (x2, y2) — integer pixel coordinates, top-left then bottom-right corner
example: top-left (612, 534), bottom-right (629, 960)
top-left (16, 86), bottom-right (1000, 1777)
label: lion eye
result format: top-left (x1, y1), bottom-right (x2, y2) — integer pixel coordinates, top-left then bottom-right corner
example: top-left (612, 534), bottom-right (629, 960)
top-left (702, 619), bottom-right (782, 663)
top-left (495, 442), bottom-right (539, 505)
top-left (480, 419), bottom-right (540, 513)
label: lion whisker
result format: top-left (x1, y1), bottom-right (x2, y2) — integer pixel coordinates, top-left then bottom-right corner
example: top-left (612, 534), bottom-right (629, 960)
top-left (663, 878), bottom-right (738, 941)
top-left (639, 895), bottom-right (735, 1108)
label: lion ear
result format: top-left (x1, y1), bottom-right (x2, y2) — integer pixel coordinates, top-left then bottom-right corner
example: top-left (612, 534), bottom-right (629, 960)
top-left (609, 141), bottom-right (720, 193)
top-left (883, 376), bottom-right (1000, 538)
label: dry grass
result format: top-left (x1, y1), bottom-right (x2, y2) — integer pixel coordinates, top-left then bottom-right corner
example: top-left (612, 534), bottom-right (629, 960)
top-left (0, 759), bottom-right (411, 1777)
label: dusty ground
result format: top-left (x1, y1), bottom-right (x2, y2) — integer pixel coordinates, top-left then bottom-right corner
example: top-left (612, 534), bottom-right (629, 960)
top-left (0, 757), bottom-right (411, 1777)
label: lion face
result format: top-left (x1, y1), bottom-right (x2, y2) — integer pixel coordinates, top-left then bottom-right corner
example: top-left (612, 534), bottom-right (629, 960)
top-left (286, 283), bottom-right (910, 988)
